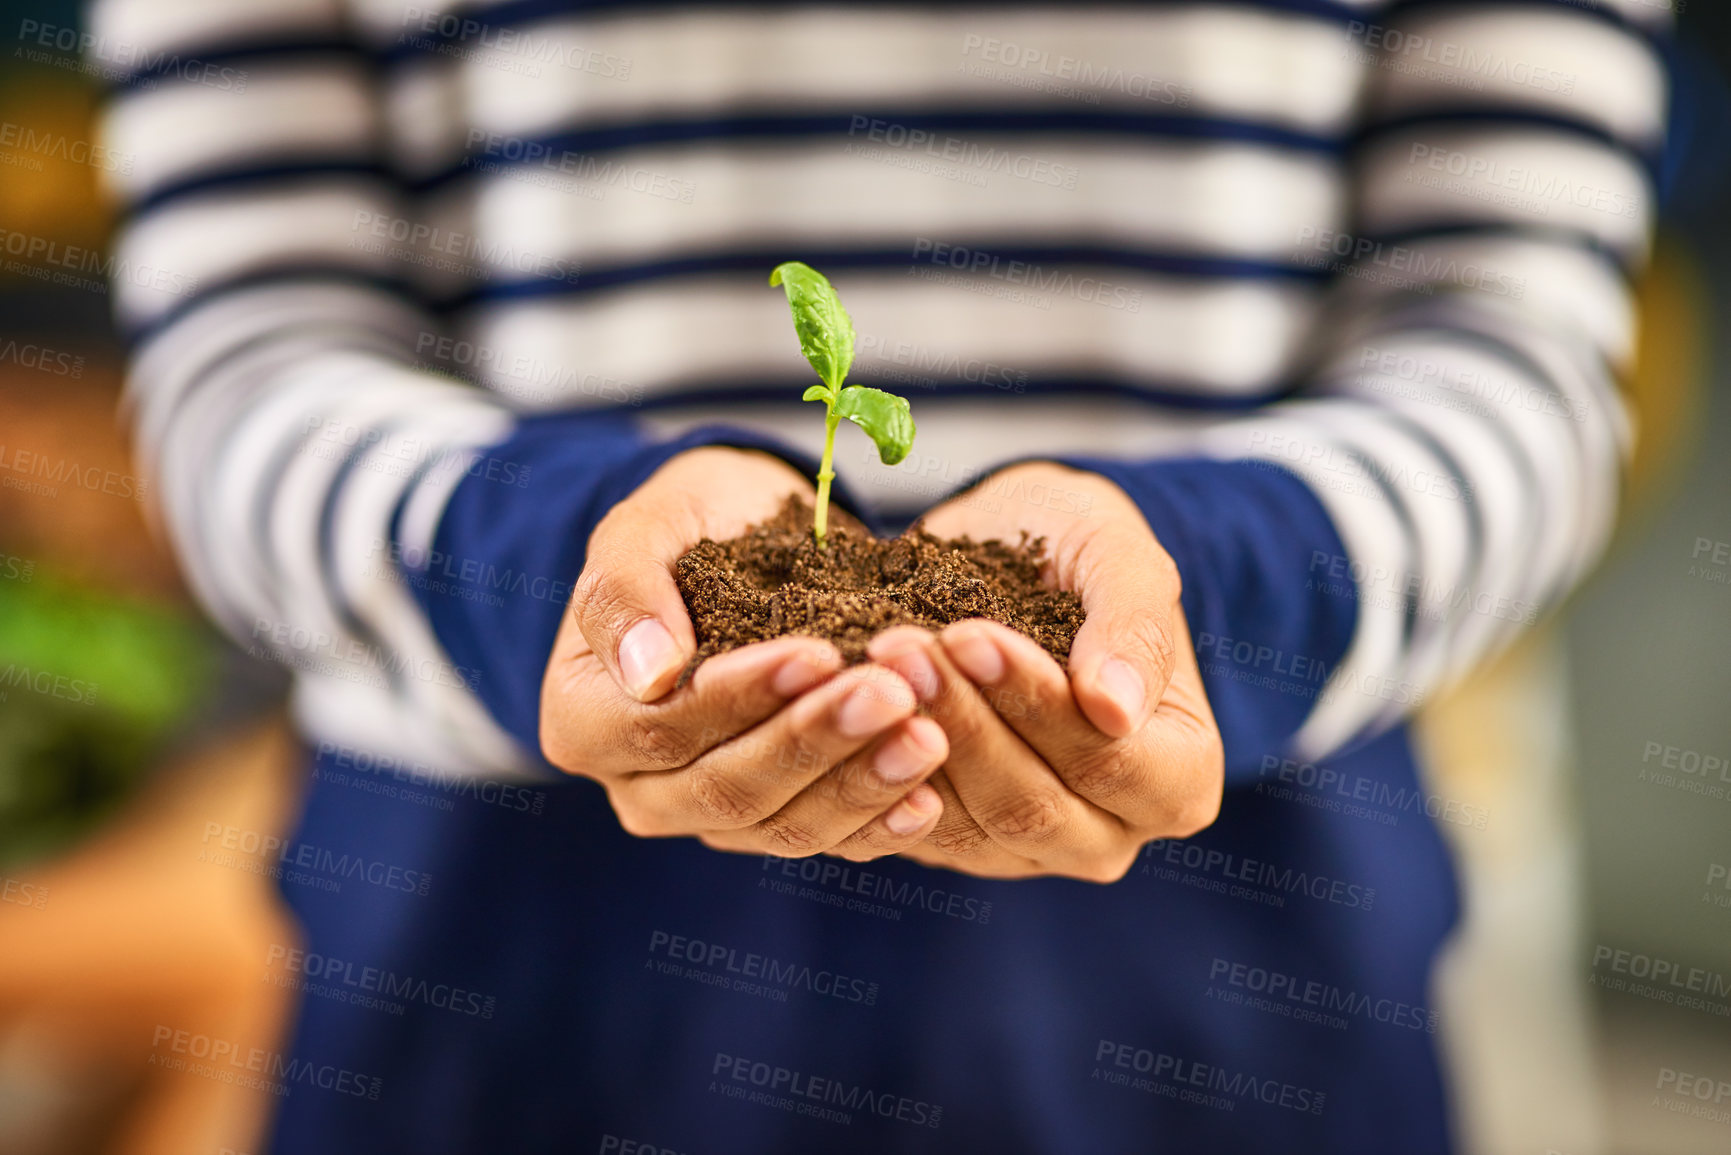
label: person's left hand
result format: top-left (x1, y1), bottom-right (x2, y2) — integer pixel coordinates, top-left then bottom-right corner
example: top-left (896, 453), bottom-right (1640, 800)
top-left (865, 462), bottom-right (1223, 882)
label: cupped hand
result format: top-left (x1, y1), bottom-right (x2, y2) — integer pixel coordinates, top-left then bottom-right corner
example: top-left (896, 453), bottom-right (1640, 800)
top-left (540, 446), bottom-right (946, 858)
top-left (867, 462), bottom-right (1223, 882)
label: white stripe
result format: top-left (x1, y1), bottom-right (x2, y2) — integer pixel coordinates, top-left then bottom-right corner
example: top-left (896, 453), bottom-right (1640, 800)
top-left (101, 64), bottom-right (378, 201)
top-left (1364, 8), bottom-right (1667, 146)
top-left (467, 274), bottom-right (1320, 405)
top-left (90, 0), bottom-right (341, 57)
top-left (463, 9), bottom-right (1369, 139)
top-left (1193, 409), bottom-right (1417, 757)
top-left (1358, 129), bottom-right (1653, 261)
top-left (112, 179), bottom-right (400, 326)
top-left (465, 140), bottom-right (1342, 267)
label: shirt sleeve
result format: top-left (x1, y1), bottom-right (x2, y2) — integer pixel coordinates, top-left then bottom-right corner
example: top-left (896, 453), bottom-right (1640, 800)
top-left (89, 0), bottom-right (784, 773)
top-left (1073, 1), bottom-right (1670, 773)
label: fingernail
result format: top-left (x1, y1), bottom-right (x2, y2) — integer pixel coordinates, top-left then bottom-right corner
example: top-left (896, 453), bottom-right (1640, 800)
top-left (885, 785), bottom-right (940, 836)
top-left (773, 647), bottom-right (837, 696)
top-left (867, 632), bottom-right (940, 701)
top-left (836, 679), bottom-right (913, 738)
top-left (1098, 657), bottom-right (1145, 723)
top-left (946, 630), bottom-right (1005, 685)
top-left (619, 618), bottom-right (680, 699)
top-left (874, 733), bottom-right (930, 785)
top-left (889, 647), bottom-right (939, 702)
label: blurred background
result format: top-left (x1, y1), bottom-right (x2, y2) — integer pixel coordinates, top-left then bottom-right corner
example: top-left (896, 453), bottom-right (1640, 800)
top-left (0, 2), bottom-right (1725, 1152)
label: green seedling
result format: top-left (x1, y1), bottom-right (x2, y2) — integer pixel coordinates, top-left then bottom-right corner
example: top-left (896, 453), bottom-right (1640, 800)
top-left (769, 261), bottom-right (915, 547)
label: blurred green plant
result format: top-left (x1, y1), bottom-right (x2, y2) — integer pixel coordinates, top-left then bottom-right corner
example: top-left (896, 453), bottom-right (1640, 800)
top-left (0, 571), bottom-right (214, 869)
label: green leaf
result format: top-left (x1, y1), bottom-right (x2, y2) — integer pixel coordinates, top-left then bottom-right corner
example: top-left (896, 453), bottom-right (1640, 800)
top-left (801, 384), bottom-right (830, 404)
top-left (770, 261), bottom-right (854, 392)
top-left (835, 386), bottom-right (916, 466)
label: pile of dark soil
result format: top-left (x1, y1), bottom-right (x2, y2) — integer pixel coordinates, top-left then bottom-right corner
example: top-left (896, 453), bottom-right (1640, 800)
top-left (674, 496), bottom-right (1084, 680)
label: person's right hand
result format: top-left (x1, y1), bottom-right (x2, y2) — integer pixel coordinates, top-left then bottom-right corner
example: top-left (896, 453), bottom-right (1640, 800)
top-left (539, 446), bottom-right (947, 859)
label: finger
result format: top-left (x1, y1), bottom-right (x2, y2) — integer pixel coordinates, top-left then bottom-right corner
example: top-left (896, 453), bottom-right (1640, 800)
top-left (571, 493), bottom-right (703, 703)
top-left (828, 783), bottom-right (946, 861)
top-left (940, 619), bottom-right (1165, 825)
top-left (761, 716), bottom-right (949, 858)
top-left (1062, 519), bottom-right (1182, 739)
top-left (952, 616), bottom-right (1221, 838)
top-left (540, 634), bottom-right (844, 777)
top-left (868, 627), bottom-right (1119, 864)
top-left (572, 450), bottom-right (807, 702)
top-left (625, 663), bottom-right (918, 833)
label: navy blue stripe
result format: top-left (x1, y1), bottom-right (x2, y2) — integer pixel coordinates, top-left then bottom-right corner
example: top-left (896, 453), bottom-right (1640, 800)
top-left (1371, 406), bottom-right (1486, 645)
top-left (104, 38), bottom-right (368, 95)
top-left (433, 0), bottom-right (1365, 42)
top-left (1356, 221), bottom-right (1634, 280)
top-left (1355, 109), bottom-right (1662, 179)
top-left (446, 244), bottom-right (1328, 309)
top-left (122, 161), bottom-right (392, 222)
top-left (552, 375), bottom-right (1294, 418)
top-left (125, 266), bottom-right (429, 349)
top-left (430, 108), bottom-right (1341, 191)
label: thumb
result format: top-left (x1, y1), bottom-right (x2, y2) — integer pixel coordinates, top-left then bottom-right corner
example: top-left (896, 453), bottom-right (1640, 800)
top-left (1065, 526), bottom-right (1182, 739)
top-left (571, 497), bottom-right (700, 702)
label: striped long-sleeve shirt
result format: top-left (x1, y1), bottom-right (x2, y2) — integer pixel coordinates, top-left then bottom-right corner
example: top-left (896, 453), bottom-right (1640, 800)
top-left (92, 0), bottom-right (1669, 782)
top-left (86, 5), bottom-right (1672, 1152)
